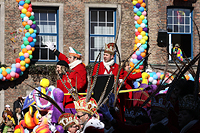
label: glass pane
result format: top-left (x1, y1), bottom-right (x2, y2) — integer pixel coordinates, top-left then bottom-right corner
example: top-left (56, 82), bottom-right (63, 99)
top-left (99, 11), bottom-right (105, 22)
top-left (91, 37), bottom-right (94, 48)
top-left (174, 25), bottom-right (178, 32)
top-left (41, 48), bottom-right (47, 59)
top-left (48, 22), bottom-right (56, 33)
top-left (40, 12), bottom-right (47, 21)
top-left (33, 48), bottom-right (39, 59)
top-left (91, 11), bottom-right (97, 21)
top-left (180, 25), bottom-right (184, 32)
top-left (91, 49), bottom-right (99, 61)
top-left (185, 10), bottom-right (190, 16)
top-left (34, 13), bottom-right (39, 21)
top-left (91, 23), bottom-right (98, 34)
top-left (185, 26), bottom-right (190, 33)
top-left (185, 17), bottom-right (190, 24)
top-left (174, 9), bottom-right (179, 16)
top-left (49, 50), bottom-right (56, 60)
top-left (167, 17), bottom-right (172, 24)
top-left (48, 13), bottom-right (56, 21)
top-left (167, 25), bottom-right (172, 32)
top-left (107, 11), bottom-right (113, 22)
top-left (174, 17), bottom-right (178, 24)
top-left (167, 9), bottom-right (172, 16)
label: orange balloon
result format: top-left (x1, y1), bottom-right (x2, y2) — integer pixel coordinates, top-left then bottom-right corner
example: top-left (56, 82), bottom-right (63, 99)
top-left (141, 52), bottom-right (146, 57)
top-left (185, 75), bottom-right (190, 80)
top-left (31, 47), bottom-right (35, 52)
top-left (26, 12), bottom-right (31, 17)
top-left (141, 3), bottom-right (146, 8)
top-left (2, 71), bottom-right (7, 77)
top-left (132, 68), bottom-right (136, 73)
top-left (6, 67), bottom-right (11, 69)
top-left (23, 3), bottom-right (29, 9)
top-left (16, 0), bottom-right (20, 2)
top-left (22, 21), bottom-right (27, 27)
top-left (137, 19), bottom-right (142, 24)
top-left (130, 62), bottom-right (134, 67)
top-left (133, 46), bottom-right (137, 51)
top-left (135, 69), bottom-right (141, 73)
top-left (22, 48), bottom-right (28, 53)
top-left (138, 27), bottom-right (143, 33)
top-left (138, 0), bottom-right (143, 4)
top-left (20, 66), bottom-right (26, 72)
top-left (135, 39), bottom-right (140, 44)
top-left (25, 58), bottom-right (30, 64)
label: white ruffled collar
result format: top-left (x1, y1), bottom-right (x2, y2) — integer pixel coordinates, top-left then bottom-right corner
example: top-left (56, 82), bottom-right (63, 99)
top-left (69, 60), bottom-right (82, 69)
top-left (103, 59), bottom-right (114, 71)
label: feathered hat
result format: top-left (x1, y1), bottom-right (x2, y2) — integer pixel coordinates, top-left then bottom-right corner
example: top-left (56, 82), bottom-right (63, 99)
top-left (69, 47), bottom-right (82, 58)
top-left (104, 43), bottom-right (115, 55)
top-left (58, 113), bottom-right (78, 130)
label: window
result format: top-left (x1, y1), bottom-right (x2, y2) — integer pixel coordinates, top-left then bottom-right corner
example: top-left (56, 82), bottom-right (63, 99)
top-left (89, 9), bottom-right (116, 62)
top-left (32, 7), bottom-right (58, 62)
top-left (167, 7), bottom-right (193, 60)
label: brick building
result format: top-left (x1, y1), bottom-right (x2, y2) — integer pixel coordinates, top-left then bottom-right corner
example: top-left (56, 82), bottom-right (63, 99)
top-left (0, 0), bottom-right (199, 113)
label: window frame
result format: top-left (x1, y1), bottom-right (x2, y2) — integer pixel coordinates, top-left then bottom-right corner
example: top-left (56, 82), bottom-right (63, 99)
top-left (84, 4), bottom-right (121, 65)
top-left (31, 2), bottom-right (64, 64)
top-left (0, 2), bottom-right (5, 64)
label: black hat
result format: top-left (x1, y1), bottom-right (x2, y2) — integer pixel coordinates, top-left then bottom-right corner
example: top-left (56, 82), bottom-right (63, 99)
top-left (57, 60), bottom-right (69, 68)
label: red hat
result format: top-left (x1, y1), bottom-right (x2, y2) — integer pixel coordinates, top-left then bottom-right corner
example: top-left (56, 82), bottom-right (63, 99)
top-left (58, 113), bottom-right (78, 130)
top-left (104, 43), bottom-right (115, 55)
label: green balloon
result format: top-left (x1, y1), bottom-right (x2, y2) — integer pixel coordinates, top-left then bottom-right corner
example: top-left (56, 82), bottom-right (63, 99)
top-left (24, 40), bottom-right (29, 46)
top-left (25, 0), bottom-right (31, 4)
top-left (25, 25), bottom-right (30, 30)
top-left (29, 16), bottom-right (35, 20)
top-left (136, 11), bottom-right (142, 16)
top-left (32, 21), bottom-right (36, 24)
top-left (29, 55), bottom-right (33, 59)
top-left (33, 39), bottom-right (37, 42)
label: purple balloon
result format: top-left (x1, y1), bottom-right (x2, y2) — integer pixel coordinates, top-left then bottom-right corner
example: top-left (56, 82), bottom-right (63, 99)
top-left (16, 68), bottom-right (21, 74)
top-left (143, 0), bottom-right (145, 2)
top-left (137, 55), bottom-right (143, 60)
top-left (136, 3), bottom-right (141, 8)
top-left (30, 24), bottom-right (36, 29)
top-left (143, 27), bottom-right (148, 32)
top-left (56, 125), bottom-right (64, 133)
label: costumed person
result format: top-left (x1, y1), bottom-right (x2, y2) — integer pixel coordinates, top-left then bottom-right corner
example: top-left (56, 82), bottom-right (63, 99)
top-left (100, 94), bottom-right (179, 133)
top-left (92, 42), bottom-right (124, 121)
top-left (58, 113), bottom-right (80, 133)
top-left (172, 43), bottom-right (183, 61)
top-left (13, 97), bottom-right (25, 115)
top-left (45, 41), bottom-right (87, 114)
top-left (178, 94), bottom-right (200, 133)
top-left (74, 97), bottom-right (104, 133)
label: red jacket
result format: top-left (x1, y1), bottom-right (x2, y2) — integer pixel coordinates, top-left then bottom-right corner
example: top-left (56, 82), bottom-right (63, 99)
top-left (57, 52), bottom-right (87, 108)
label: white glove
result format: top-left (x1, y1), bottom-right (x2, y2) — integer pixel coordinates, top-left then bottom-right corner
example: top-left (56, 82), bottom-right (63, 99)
top-left (45, 41), bottom-right (56, 51)
top-left (49, 123), bottom-right (57, 133)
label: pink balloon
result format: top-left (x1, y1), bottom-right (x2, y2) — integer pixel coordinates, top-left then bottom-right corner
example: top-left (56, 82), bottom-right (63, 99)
top-left (142, 11), bottom-right (147, 16)
top-left (134, 15), bottom-right (140, 21)
top-left (132, 54), bottom-right (137, 59)
top-left (15, 63), bottom-right (21, 68)
top-left (26, 45), bottom-right (31, 50)
top-left (10, 71), bottom-right (16, 77)
top-left (18, 6), bottom-right (23, 10)
top-left (27, 20), bottom-right (33, 25)
top-left (156, 72), bottom-right (161, 78)
top-left (24, 53), bottom-right (29, 58)
top-left (6, 74), bottom-right (11, 80)
top-left (15, 73), bottom-right (20, 78)
top-left (2, 77), bottom-right (6, 81)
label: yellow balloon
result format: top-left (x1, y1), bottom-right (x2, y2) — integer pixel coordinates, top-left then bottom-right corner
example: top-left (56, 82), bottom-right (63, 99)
top-left (19, 52), bottom-right (24, 56)
top-left (132, 1), bottom-right (138, 5)
top-left (141, 31), bottom-right (146, 36)
top-left (40, 78), bottom-right (50, 88)
top-left (28, 50), bottom-right (32, 55)
top-left (140, 39), bottom-right (146, 44)
top-left (140, 15), bottom-right (145, 20)
top-left (143, 36), bottom-right (148, 41)
top-left (29, 28), bottom-right (34, 34)
top-left (20, 61), bottom-right (26, 66)
top-left (10, 77), bottom-right (14, 81)
top-left (1, 67), bottom-right (5, 71)
top-left (14, 128), bottom-right (21, 133)
top-left (21, 8), bottom-right (27, 14)
top-left (135, 36), bottom-right (138, 40)
top-left (160, 74), bottom-right (164, 79)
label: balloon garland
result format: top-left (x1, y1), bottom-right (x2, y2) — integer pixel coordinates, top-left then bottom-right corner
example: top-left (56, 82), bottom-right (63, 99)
top-left (0, 0), bottom-right (36, 81)
top-left (131, 0), bottom-right (148, 73)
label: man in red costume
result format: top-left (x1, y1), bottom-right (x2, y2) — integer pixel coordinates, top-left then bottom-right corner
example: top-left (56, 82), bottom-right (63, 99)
top-left (45, 42), bottom-right (87, 114)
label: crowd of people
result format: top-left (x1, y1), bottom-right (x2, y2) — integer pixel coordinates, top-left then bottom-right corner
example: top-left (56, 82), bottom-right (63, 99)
top-left (0, 41), bottom-right (199, 133)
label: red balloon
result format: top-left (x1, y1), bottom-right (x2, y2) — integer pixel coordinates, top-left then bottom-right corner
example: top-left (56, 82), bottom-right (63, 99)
top-left (139, 65), bottom-right (143, 69)
top-left (27, 7), bottom-right (32, 12)
top-left (28, 37), bottom-right (33, 42)
top-left (135, 31), bottom-right (140, 36)
top-left (16, 58), bottom-right (21, 63)
top-left (29, 4), bottom-right (32, 7)
top-left (6, 74), bottom-right (11, 80)
top-left (15, 73), bottom-right (20, 78)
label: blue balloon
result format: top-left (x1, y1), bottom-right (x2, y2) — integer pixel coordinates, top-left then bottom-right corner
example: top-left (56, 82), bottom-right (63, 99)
top-left (30, 33), bottom-right (36, 38)
top-left (133, 81), bottom-right (139, 88)
top-left (20, 13), bottom-right (26, 19)
top-left (6, 69), bottom-right (11, 74)
top-left (146, 33), bottom-right (148, 36)
top-left (21, 44), bottom-right (26, 49)
top-left (135, 65), bottom-right (139, 69)
top-left (134, 8), bottom-right (139, 13)
top-left (0, 68), bottom-right (2, 74)
top-left (0, 74), bottom-right (3, 79)
top-left (20, 72), bottom-right (24, 76)
top-left (29, 42), bottom-right (35, 47)
top-left (139, 47), bottom-right (144, 52)
top-left (34, 30), bottom-right (37, 33)
top-left (142, 19), bottom-right (147, 24)
top-left (136, 51), bottom-right (141, 56)
top-left (20, 56), bottom-right (25, 61)
top-left (19, 1), bottom-right (25, 6)
top-left (23, 37), bottom-right (28, 41)
top-left (149, 73), bottom-right (154, 77)
top-left (11, 68), bottom-right (16, 72)
top-left (25, 33), bottom-right (31, 38)
top-left (142, 44), bottom-right (147, 49)
top-left (139, 7), bottom-right (144, 12)
top-left (139, 61), bottom-right (143, 66)
top-left (153, 74), bottom-right (158, 80)
top-left (25, 64), bottom-right (29, 68)
top-left (11, 64), bottom-right (16, 68)
top-left (132, 59), bottom-right (138, 64)
top-left (152, 72), bottom-right (156, 75)
top-left (33, 39), bottom-right (37, 43)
